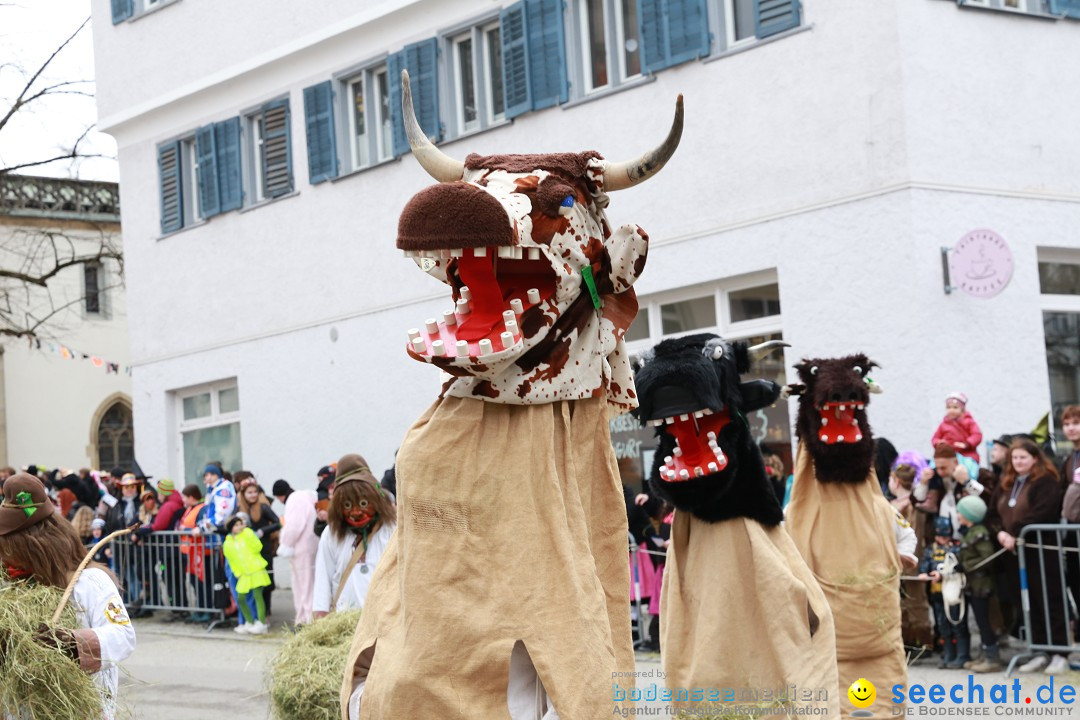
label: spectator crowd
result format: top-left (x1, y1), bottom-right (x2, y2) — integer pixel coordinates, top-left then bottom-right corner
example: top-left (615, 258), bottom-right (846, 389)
top-left (0, 454), bottom-right (400, 634)
top-left (624, 395), bottom-right (1080, 675)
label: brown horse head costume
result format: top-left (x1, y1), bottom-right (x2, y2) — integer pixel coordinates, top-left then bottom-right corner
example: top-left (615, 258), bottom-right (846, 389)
top-left (341, 71), bottom-right (682, 720)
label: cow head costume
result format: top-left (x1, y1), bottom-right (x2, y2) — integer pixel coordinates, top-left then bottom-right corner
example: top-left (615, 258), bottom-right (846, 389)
top-left (788, 354), bottom-right (882, 485)
top-left (633, 333), bottom-right (787, 524)
top-left (398, 71), bottom-right (682, 408)
top-left (341, 72), bottom-right (684, 720)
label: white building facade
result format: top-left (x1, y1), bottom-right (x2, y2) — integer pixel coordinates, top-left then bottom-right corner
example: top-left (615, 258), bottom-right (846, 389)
top-left (0, 175), bottom-right (132, 471)
top-left (92, 0), bottom-right (1080, 490)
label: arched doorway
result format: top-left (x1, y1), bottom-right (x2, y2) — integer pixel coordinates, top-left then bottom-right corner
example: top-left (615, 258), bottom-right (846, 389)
top-left (93, 398), bottom-right (134, 471)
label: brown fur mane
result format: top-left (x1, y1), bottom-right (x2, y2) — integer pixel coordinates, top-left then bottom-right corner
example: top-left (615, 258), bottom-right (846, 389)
top-left (465, 151), bottom-right (602, 179)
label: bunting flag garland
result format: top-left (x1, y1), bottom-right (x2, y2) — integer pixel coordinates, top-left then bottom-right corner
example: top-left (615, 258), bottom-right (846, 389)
top-left (26, 337), bottom-right (133, 377)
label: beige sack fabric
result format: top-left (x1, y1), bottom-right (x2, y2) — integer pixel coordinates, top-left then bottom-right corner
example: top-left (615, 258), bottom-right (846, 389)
top-left (340, 395), bottom-right (633, 718)
top-left (785, 443), bottom-right (907, 718)
top-left (661, 512), bottom-right (840, 717)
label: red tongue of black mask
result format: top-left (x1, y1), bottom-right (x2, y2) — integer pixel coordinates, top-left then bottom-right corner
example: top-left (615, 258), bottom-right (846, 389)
top-left (456, 254), bottom-right (504, 341)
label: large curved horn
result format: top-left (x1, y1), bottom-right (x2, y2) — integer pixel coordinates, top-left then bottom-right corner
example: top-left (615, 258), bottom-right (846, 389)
top-left (402, 69), bottom-right (464, 182)
top-left (603, 94), bottom-right (684, 191)
top-left (747, 340), bottom-right (790, 362)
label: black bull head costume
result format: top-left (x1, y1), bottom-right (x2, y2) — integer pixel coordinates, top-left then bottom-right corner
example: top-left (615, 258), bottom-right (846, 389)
top-left (630, 334), bottom-right (840, 717)
top-left (632, 333), bottom-right (788, 524)
top-left (340, 71), bottom-right (683, 719)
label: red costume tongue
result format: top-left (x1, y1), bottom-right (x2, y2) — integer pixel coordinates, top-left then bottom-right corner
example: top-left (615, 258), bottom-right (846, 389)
top-left (816, 402), bottom-right (863, 444)
top-left (456, 254), bottom-right (505, 341)
top-left (659, 409), bottom-right (732, 481)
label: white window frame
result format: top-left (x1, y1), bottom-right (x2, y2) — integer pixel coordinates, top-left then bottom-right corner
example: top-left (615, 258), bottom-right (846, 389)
top-left (721, 0), bottom-right (757, 50)
top-left (442, 17), bottom-right (506, 139)
top-left (625, 270), bottom-right (782, 357)
top-left (1039, 248), bottom-right (1080, 315)
top-left (174, 379), bottom-right (241, 483)
top-left (247, 113), bottom-right (267, 204)
top-left (338, 62), bottom-right (393, 173)
top-left (452, 32), bottom-right (480, 134)
top-left (574, 0), bottom-right (643, 97)
top-left (481, 21), bottom-right (506, 125)
top-left (182, 135), bottom-right (201, 225)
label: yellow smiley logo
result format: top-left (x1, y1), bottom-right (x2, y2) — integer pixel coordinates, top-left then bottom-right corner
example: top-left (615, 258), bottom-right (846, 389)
top-left (847, 678), bottom-right (876, 709)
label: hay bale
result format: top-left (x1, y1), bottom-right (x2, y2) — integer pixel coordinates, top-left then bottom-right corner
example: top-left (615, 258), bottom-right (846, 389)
top-left (0, 576), bottom-right (104, 720)
top-left (269, 610), bottom-right (363, 720)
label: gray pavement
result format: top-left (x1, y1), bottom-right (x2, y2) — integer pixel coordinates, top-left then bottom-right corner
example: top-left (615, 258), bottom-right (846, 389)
top-left (118, 599), bottom-right (1079, 719)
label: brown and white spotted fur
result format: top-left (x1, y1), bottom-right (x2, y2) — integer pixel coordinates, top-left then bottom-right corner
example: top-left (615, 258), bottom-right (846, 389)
top-left (398, 152), bottom-right (648, 410)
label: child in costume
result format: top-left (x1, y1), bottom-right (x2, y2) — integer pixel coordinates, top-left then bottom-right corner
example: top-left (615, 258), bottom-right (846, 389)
top-left (918, 516), bottom-right (969, 668)
top-left (341, 72), bottom-right (681, 720)
top-left (953, 496), bottom-right (1000, 672)
top-left (784, 355), bottom-right (915, 718)
top-left (931, 392), bottom-right (983, 463)
top-left (272, 479), bottom-right (319, 625)
top-left (221, 513), bottom-right (271, 635)
top-left (312, 454), bottom-right (395, 617)
top-left (0, 473), bottom-right (136, 719)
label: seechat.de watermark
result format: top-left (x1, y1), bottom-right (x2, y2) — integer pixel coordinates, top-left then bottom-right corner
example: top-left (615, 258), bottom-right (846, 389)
top-left (889, 675), bottom-right (1075, 716)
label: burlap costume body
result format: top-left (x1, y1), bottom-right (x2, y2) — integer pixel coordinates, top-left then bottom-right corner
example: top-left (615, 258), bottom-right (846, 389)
top-left (785, 444), bottom-right (906, 718)
top-left (662, 512), bottom-right (840, 716)
top-left (342, 396), bottom-right (631, 718)
top-left (341, 73), bottom-right (684, 718)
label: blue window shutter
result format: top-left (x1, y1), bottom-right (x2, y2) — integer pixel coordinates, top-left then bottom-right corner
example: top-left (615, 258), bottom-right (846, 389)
top-left (525, 0), bottom-right (567, 110)
top-left (409, 38), bottom-right (441, 144)
top-left (303, 81), bottom-right (338, 184)
top-left (638, 0), bottom-right (668, 74)
top-left (157, 141), bottom-right (183, 234)
top-left (260, 100), bottom-right (293, 199)
top-left (195, 125), bottom-right (219, 219)
top-left (1049, 0), bottom-right (1080, 19)
top-left (389, 39), bottom-right (440, 158)
top-left (214, 117), bottom-right (243, 212)
top-left (388, 51), bottom-right (408, 158)
top-left (111, 0), bottom-right (133, 24)
top-left (641, 0), bottom-right (709, 73)
top-left (664, 0), bottom-right (710, 67)
top-left (501, 1), bottom-right (531, 119)
top-left (755, 0), bottom-right (801, 39)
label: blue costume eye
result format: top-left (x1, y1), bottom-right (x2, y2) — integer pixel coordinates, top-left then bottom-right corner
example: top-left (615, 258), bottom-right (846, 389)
top-left (560, 195), bottom-right (575, 208)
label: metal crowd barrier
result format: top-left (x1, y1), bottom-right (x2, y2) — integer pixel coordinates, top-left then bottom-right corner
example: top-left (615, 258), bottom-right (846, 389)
top-left (1005, 523), bottom-right (1080, 675)
top-left (104, 530), bottom-right (229, 630)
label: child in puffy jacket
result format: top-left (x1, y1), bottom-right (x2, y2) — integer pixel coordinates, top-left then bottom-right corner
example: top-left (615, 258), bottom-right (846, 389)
top-left (931, 392), bottom-right (983, 463)
top-left (222, 514), bottom-right (271, 635)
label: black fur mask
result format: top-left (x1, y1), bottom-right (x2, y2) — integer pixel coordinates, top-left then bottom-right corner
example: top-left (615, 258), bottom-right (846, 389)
top-left (633, 333), bottom-right (784, 526)
top-left (789, 354), bottom-right (880, 485)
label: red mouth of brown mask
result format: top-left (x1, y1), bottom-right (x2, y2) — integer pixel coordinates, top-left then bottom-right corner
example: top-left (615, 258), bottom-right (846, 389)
top-left (815, 401), bottom-right (866, 444)
top-left (404, 252), bottom-right (556, 362)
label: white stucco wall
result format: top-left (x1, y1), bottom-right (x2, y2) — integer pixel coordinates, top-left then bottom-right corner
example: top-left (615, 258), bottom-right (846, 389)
top-left (91, 0), bottom-right (1080, 485)
top-left (0, 221), bottom-right (130, 470)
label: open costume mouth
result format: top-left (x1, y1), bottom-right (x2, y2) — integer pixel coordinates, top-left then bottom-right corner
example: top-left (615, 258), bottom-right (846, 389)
top-left (403, 251), bottom-right (556, 363)
top-left (649, 407), bottom-right (733, 482)
top-left (815, 400), bottom-right (866, 444)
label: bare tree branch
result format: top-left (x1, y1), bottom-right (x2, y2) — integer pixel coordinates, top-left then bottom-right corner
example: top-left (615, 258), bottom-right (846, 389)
top-left (0, 17), bottom-right (89, 133)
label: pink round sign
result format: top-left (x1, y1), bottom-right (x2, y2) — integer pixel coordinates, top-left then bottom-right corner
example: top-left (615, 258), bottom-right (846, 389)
top-left (950, 229), bottom-right (1013, 298)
